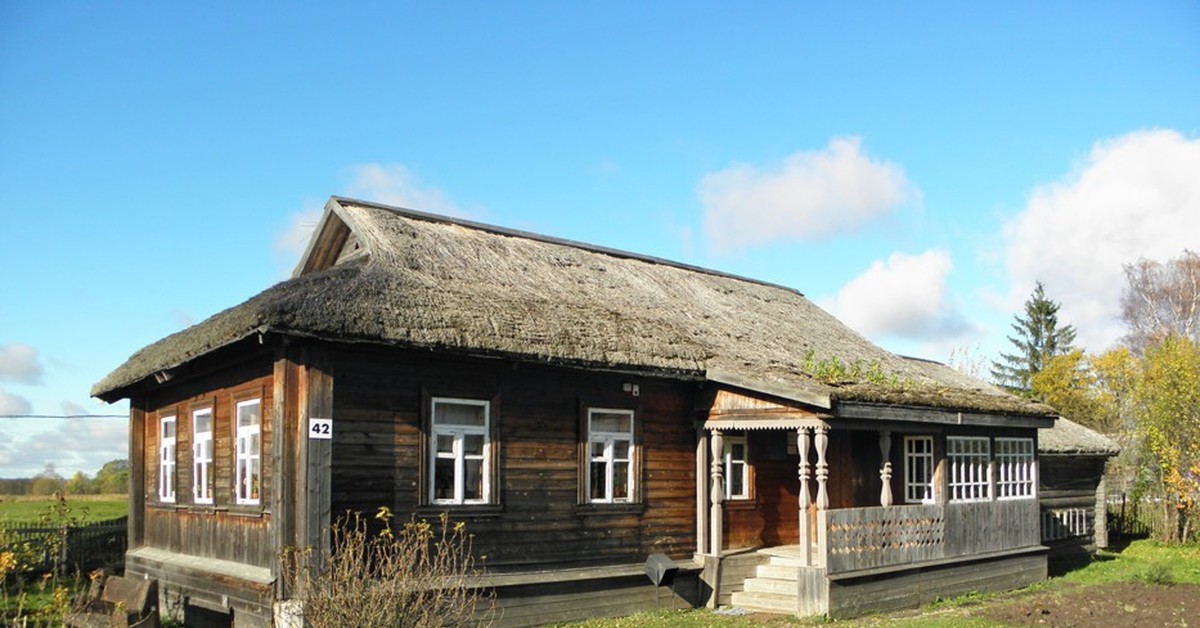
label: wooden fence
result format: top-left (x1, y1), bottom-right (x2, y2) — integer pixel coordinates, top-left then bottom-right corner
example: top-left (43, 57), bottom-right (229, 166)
top-left (821, 499), bottom-right (1041, 574)
top-left (1106, 494), bottom-right (1159, 539)
top-left (1, 516), bottom-right (127, 574)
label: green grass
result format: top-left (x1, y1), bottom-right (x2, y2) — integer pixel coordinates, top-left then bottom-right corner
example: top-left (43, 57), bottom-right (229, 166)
top-left (560, 540), bottom-right (1200, 627)
top-left (1056, 540), bottom-right (1200, 586)
top-left (0, 495), bottom-right (127, 526)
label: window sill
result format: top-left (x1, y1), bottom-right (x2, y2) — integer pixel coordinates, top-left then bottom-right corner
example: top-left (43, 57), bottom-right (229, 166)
top-left (574, 502), bottom-right (645, 516)
top-left (226, 507), bottom-right (269, 518)
top-left (415, 504), bottom-right (504, 520)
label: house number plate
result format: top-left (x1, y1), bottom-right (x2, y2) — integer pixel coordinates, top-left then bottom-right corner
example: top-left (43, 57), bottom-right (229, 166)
top-left (309, 418), bottom-right (333, 440)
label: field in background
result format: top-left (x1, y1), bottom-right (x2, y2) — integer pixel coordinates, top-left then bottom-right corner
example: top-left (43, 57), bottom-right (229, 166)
top-left (0, 494), bottom-right (127, 525)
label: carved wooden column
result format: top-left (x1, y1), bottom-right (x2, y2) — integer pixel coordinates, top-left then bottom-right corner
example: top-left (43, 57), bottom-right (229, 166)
top-left (814, 424), bottom-right (829, 510)
top-left (709, 430), bottom-right (725, 556)
top-left (879, 430), bottom-right (893, 507)
top-left (797, 426), bottom-right (812, 566)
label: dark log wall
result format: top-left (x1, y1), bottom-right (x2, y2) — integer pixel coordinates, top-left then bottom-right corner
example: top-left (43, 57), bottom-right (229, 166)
top-left (328, 347), bottom-right (698, 570)
top-left (724, 431), bottom-right (800, 549)
top-left (1040, 455), bottom-right (1107, 557)
top-left (141, 357), bottom-right (275, 568)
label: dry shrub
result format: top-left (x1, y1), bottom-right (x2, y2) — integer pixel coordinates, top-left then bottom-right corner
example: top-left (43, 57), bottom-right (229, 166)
top-left (283, 508), bottom-right (492, 627)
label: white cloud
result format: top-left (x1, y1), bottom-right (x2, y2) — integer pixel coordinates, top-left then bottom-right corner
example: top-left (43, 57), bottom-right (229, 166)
top-left (60, 400), bottom-right (90, 416)
top-left (0, 387), bottom-right (32, 415)
top-left (274, 165), bottom-right (478, 274)
top-left (342, 163), bottom-right (473, 217)
top-left (1004, 129), bottom-right (1200, 351)
top-left (0, 343), bottom-right (43, 384)
top-left (0, 417), bottom-right (128, 477)
top-left (822, 250), bottom-right (975, 342)
top-left (699, 137), bottom-right (920, 253)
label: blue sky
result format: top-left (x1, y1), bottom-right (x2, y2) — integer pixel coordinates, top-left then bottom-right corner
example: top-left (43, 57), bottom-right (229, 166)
top-left (2, 2), bottom-right (1198, 478)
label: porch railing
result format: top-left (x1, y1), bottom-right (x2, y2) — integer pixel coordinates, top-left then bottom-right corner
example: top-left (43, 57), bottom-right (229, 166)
top-left (820, 499), bottom-right (1040, 574)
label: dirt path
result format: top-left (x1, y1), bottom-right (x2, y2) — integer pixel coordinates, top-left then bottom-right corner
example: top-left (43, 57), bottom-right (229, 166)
top-left (979, 582), bottom-right (1200, 627)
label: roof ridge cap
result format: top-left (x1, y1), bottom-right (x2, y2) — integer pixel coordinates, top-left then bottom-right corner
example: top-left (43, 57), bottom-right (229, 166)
top-left (330, 196), bottom-right (806, 297)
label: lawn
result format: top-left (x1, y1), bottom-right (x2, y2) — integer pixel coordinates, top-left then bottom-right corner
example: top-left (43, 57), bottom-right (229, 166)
top-left (0, 495), bottom-right (128, 526)
top-left (558, 540), bottom-right (1200, 627)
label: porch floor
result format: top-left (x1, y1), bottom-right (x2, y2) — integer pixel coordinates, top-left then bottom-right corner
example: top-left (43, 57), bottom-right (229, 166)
top-left (757, 545), bottom-right (804, 561)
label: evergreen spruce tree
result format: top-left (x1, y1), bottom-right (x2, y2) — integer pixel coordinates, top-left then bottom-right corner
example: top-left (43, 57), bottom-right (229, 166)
top-left (991, 282), bottom-right (1077, 395)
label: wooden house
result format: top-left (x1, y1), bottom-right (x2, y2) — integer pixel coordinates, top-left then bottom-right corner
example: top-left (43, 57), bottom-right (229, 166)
top-left (1037, 417), bottom-right (1119, 566)
top-left (94, 197), bottom-right (1060, 626)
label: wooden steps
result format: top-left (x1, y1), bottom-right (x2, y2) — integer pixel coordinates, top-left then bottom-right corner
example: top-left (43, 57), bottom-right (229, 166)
top-left (728, 553), bottom-right (799, 614)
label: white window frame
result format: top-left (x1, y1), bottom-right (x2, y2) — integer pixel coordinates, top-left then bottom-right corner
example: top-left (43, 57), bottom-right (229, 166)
top-left (429, 398), bottom-right (491, 505)
top-left (723, 435), bottom-right (749, 500)
top-left (192, 407), bottom-right (214, 504)
top-left (158, 415), bottom-right (176, 503)
top-left (586, 408), bottom-right (635, 504)
top-left (903, 435), bottom-right (934, 504)
top-left (995, 437), bottom-right (1035, 500)
top-left (235, 399), bottom-right (262, 505)
top-left (947, 436), bottom-right (991, 502)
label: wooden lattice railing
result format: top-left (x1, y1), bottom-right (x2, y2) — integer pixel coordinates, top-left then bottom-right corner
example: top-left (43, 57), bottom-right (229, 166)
top-left (822, 504), bottom-right (944, 573)
top-left (820, 499), bottom-right (1041, 574)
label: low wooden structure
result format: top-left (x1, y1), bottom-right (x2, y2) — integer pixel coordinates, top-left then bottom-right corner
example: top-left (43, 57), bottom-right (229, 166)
top-left (66, 572), bottom-right (159, 628)
top-left (1037, 417), bottom-right (1119, 566)
top-left (95, 198), bottom-right (1060, 625)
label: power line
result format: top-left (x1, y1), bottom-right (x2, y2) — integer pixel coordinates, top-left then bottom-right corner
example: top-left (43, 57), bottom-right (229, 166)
top-left (0, 414), bottom-right (127, 419)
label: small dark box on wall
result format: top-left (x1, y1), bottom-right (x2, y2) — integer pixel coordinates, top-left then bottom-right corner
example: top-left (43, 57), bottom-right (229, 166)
top-left (644, 553), bottom-right (677, 587)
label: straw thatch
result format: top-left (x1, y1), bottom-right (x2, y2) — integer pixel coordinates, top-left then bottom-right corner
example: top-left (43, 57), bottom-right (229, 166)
top-left (92, 198), bottom-right (1055, 418)
top-left (1038, 416), bottom-right (1120, 456)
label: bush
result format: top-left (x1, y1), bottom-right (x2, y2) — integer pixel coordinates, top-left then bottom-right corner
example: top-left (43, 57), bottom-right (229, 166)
top-left (282, 508), bottom-right (492, 627)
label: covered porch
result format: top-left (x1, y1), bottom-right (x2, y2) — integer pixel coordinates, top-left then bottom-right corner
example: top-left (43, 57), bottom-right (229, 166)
top-left (693, 389), bottom-right (1048, 616)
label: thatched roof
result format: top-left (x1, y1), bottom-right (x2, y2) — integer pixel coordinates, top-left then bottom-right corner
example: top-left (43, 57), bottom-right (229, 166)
top-left (92, 198), bottom-right (1055, 419)
top-left (1039, 416), bottom-right (1120, 456)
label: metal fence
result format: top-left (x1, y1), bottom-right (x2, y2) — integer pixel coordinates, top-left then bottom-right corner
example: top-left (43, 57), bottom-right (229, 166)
top-left (1, 516), bottom-right (127, 574)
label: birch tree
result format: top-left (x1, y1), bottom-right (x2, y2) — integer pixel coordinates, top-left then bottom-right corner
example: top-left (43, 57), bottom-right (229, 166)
top-left (1121, 250), bottom-right (1200, 354)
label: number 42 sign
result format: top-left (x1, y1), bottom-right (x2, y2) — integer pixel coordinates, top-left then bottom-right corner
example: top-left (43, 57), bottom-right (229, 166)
top-left (309, 418), bottom-right (333, 440)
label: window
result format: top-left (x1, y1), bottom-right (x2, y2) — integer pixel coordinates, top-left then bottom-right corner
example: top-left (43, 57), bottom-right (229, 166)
top-left (587, 408), bottom-right (635, 503)
top-left (724, 436), bottom-right (749, 500)
top-left (995, 438), bottom-right (1035, 499)
top-left (235, 399), bottom-right (262, 505)
top-left (192, 407), bottom-right (213, 504)
top-left (430, 398), bottom-right (490, 505)
top-left (904, 436), bottom-right (934, 504)
top-left (947, 436), bottom-right (990, 502)
top-left (158, 415), bottom-right (176, 502)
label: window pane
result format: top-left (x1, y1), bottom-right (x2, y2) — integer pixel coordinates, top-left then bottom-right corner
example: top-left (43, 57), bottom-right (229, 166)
top-left (434, 459), bottom-right (455, 500)
top-left (730, 443), bottom-right (745, 460)
top-left (436, 434), bottom-right (455, 454)
top-left (590, 440), bottom-right (606, 459)
top-left (250, 459), bottom-right (260, 500)
top-left (463, 459), bottom-right (483, 500)
top-left (591, 461), bottom-right (607, 499)
top-left (612, 440), bottom-right (630, 460)
top-left (463, 434), bottom-right (484, 457)
top-left (591, 411), bottom-right (631, 433)
top-left (238, 401), bottom-right (260, 427)
top-left (729, 464), bottom-right (744, 497)
top-left (435, 402), bottom-right (486, 426)
top-left (612, 463), bottom-right (629, 500)
top-left (195, 411), bottom-right (212, 433)
top-left (162, 418), bottom-right (175, 439)
top-left (250, 433), bottom-right (260, 453)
